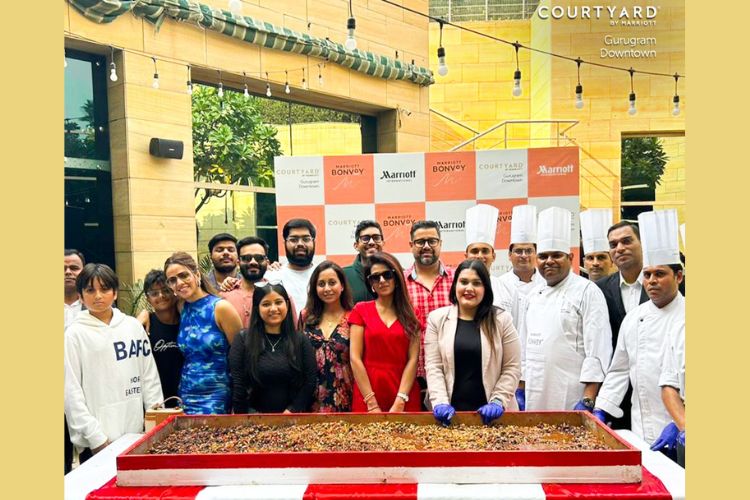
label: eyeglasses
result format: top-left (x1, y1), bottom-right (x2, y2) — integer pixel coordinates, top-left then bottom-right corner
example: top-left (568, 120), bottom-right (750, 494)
top-left (239, 254), bottom-right (267, 263)
top-left (358, 234), bottom-right (383, 244)
top-left (166, 271), bottom-right (193, 287)
top-left (255, 279), bottom-right (284, 288)
top-left (512, 248), bottom-right (535, 256)
top-left (146, 288), bottom-right (172, 298)
top-left (368, 270), bottom-right (396, 284)
top-left (286, 236), bottom-right (314, 244)
top-left (412, 238), bottom-right (440, 248)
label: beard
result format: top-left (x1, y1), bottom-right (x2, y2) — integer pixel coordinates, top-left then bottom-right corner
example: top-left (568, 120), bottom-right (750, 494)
top-left (417, 251), bottom-right (438, 266)
top-left (212, 260), bottom-right (237, 274)
top-left (286, 246), bottom-right (315, 267)
top-left (240, 264), bottom-right (267, 283)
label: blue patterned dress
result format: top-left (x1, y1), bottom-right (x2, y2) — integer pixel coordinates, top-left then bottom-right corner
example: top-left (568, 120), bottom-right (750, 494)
top-left (178, 295), bottom-right (231, 414)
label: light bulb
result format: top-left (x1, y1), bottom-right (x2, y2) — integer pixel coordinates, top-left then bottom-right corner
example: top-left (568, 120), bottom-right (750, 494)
top-left (64, 57), bottom-right (67, 68)
top-left (244, 84), bottom-right (249, 98)
top-left (344, 17), bottom-right (357, 51)
top-left (284, 82), bottom-right (291, 94)
top-left (628, 92), bottom-right (637, 115)
top-left (318, 74), bottom-right (324, 86)
top-left (187, 82), bottom-right (193, 95)
top-left (266, 83), bottom-right (272, 97)
top-left (302, 78), bottom-right (308, 90)
top-left (228, 0), bottom-right (242, 16)
top-left (152, 73), bottom-right (160, 89)
top-left (574, 84), bottom-right (583, 109)
top-left (672, 95), bottom-right (680, 116)
top-left (109, 63), bottom-right (118, 82)
top-left (436, 47), bottom-right (448, 76)
top-left (218, 83), bottom-right (224, 98)
top-left (512, 69), bottom-right (522, 97)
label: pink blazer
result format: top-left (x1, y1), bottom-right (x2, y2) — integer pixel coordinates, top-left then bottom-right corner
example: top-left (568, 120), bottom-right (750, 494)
top-left (424, 305), bottom-right (521, 410)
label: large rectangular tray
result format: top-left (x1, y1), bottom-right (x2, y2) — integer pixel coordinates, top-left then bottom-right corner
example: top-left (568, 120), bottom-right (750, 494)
top-left (117, 412), bottom-right (641, 486)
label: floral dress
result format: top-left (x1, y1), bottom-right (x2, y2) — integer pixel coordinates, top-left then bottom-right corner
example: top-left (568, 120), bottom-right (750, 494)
top-left (178, 295), bottom-right (231, 414)
top-left (303, 312), bottom-right (354, 412)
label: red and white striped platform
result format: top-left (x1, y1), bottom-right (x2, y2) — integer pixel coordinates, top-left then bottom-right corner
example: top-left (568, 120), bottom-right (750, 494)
top-left (64, 431), bottom-right (684, 500)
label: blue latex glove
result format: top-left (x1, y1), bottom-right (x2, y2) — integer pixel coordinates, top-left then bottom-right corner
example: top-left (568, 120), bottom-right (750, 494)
top-left (477, 401), bottom-right (505, 425)
top-left (433, 404), bottom-right (456, 426)
top-left (650, 422), bottom-right (679, 451)
top-left (678, 429), bottom-right (685, 446)
top-left (573, 399), bottom-right (593, 412)
top-left (515, 388), bottom-right (526, 411)
top-left (592, 409), bottom-right (607, 423)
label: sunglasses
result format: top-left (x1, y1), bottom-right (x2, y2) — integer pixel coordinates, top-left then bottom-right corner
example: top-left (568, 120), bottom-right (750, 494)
top-left (239, 254), bottom-right (267, 263)
top-left (166, 271), bottom-right (193, 287)
top-left (368, 270), bottom-right (396, 284)
top-left (255, 279), bottom-right (284, 288)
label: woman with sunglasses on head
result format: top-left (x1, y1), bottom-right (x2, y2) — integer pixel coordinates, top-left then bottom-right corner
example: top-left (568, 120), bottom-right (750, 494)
top-left (425, 259), bottom-right (521, 426)
top-left (299, 261), bottom-right (355, 412)
top-left (230, 283), bottom-right (317, 413)
top-left (349, 252), bottom-right (421, 413)
top-left (137, 269), bottom-right (183, 406)
top-left (164, 252), bottom-right (243, 415)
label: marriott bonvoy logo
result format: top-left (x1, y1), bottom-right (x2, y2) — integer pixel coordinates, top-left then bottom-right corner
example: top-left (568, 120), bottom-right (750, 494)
top-left (537, 5), bottom-right (658, 20)
top-left (537, 164), bottom-right (575, 176)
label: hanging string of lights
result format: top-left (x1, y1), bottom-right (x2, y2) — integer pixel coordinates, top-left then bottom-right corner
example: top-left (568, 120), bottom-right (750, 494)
top-left (379, 0), bottom-right (685, 114)
top-left (65, 31), bottom-right (311, 98)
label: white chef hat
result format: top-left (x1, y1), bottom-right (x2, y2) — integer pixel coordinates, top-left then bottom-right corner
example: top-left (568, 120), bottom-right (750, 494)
top-left (510, 205), bottom-right (537, 245)
top-left (679, 223), bottom-right (686, 250)
top-left (465, 204), bottom-right (499, 248)
top-left (580, 209), bottom-right (612, 255)
top-left (537, 207), bottom-right (572, 254)
top-left (638, 209), bottom-right (680, 267)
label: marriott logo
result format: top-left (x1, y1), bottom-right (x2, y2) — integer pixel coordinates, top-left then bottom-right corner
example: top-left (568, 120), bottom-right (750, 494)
top-left (537, 164), bottom-right (574, 175)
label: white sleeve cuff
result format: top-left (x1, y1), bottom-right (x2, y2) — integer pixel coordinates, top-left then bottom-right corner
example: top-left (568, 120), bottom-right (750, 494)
top-left (580, 357), bottom-right (607, 383)
top-left (594, 396), bottom-right (624, 418)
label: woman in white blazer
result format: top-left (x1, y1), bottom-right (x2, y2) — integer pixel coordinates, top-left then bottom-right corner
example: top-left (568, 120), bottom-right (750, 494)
top-left (425, 259), bottom-right (521, 425)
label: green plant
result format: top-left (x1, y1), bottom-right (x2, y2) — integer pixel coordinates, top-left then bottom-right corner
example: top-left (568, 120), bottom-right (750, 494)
top-left (621, 137), bottom-right (669, 189)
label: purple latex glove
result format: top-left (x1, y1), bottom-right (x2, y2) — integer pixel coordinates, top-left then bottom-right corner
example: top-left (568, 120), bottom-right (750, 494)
top-left (433, 404), bottom-right (456, 426)
top-left (515, 388), bottom-right (525, 411)
top-left (573, 399), bottom-right (593, 412)
top-left (477, 401), bottom-right (505, 425)
top-left (677, 429), bottom-right (685, 446)
top-left (650, 422), bottom-right (679, 451)
top-left (593, 409), bottom-right (607, 423)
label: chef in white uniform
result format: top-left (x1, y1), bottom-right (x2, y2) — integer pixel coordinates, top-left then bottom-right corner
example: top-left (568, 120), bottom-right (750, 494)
top-left (495, 204), bottom-right (546, 325)
top-left (464, 204), bottom-right (512, 308)
top-left (594, 209), bottom-right (684, 443)
top-left (580, 209), bottom-right (617, 282)
top-left (521, 207), bottom-right (612, 411)
top-left (657, 323), bottom-right (685, 466)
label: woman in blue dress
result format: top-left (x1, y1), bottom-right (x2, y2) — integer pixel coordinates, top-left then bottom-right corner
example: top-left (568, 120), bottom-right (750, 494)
top-left (164, 252), bottom-right (243, 414)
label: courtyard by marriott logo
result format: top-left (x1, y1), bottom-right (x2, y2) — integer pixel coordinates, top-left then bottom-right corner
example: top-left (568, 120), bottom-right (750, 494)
top-left (537, 5), bottom-right (659, 26)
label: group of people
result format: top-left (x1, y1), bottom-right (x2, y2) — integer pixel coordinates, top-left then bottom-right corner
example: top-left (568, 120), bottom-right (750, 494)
top-left (63, 203), bottom-right (686, 473)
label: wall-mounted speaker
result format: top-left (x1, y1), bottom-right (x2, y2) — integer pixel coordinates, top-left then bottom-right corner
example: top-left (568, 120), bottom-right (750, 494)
top-left (149, 138), bottom-right (184, 159)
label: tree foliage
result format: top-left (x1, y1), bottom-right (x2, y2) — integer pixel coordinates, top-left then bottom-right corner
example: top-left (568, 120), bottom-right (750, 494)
top-left (254, 98), bottom-right (360, 125)
top-left (64, 99), bottom-right (96, 158)
top-left (192, 85), bottom-right (282, 213)
top-left (621, 137), bottom-right (669, 189)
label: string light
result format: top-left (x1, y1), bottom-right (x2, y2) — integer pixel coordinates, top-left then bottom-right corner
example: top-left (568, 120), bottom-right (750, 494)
top-left (302, 68), bottom-right (308, 90)
top-left (512, 41), bottom-right (522, 97)
top-left (243, 71), bottom-right (250, 98)
top-left (228, 0), bottom-right (242, 16)
top-left (574, 58), bottom-right (583, 109)
top-left (318, 64), bottom-right (324, 86)
top-left (186, 65), bottom-right (193, 95)
top-left (345, 0), bottom-right (357, 51)
top-left (284, 70), bottom-right (291, 94)
top-left (672, 73), bottom-right (680, 116)
top-left (437, 20), bottom-right (448, 77)
top-left (109, 46), bottom-right (118, 82)
top-left (151, 57), bottom-right (159, 89)
top-left (217, 70), bottom-right (224, 98)
top-left (265, 72), bottom-right (272, 97)
top-left (628, 68), bottom-right (637, 116)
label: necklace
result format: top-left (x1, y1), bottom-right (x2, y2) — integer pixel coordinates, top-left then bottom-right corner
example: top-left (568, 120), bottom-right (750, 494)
top-left (265, 333), bottom-right (282, 352)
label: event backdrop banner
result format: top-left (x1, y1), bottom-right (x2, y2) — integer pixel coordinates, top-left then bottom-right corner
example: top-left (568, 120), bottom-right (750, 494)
top-left (274, 147), bottom-right (580, 275)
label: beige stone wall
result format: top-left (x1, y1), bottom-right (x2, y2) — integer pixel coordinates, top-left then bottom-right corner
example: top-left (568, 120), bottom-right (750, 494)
top-left (65, 0), bottom-right (431, 285)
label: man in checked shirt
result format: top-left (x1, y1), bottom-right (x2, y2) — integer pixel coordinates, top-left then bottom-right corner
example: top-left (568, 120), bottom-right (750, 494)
top-left (403, 220), bottom-right (455, 409)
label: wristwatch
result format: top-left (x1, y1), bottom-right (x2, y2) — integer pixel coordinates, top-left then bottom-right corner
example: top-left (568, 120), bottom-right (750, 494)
top-left (582, 397), bottom-right (595, 409)
top-left (397, 392), bottom-right (410, 402)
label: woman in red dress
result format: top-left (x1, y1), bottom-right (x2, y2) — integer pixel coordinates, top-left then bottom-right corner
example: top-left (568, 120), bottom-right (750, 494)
top-left (349, 252), bottom-right (421, 412)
